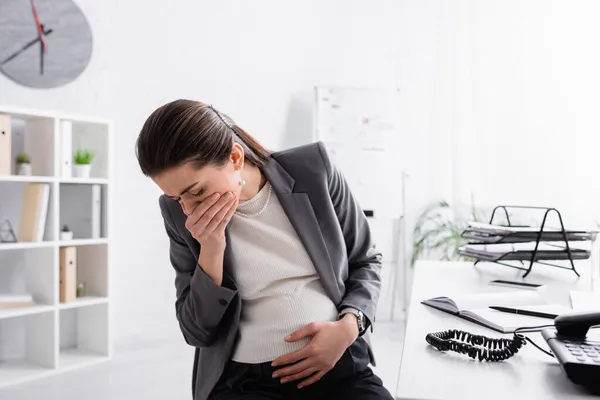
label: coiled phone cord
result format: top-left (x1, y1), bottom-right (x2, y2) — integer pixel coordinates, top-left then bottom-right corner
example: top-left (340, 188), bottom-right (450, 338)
top-left (426, 324), bottom-right (555, 361)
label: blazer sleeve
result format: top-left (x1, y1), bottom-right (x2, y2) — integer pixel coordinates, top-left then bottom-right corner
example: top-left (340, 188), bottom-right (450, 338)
top-left (317, 142), bottom-right (383, 333)
top-left (159, 196), bottom-right (238, 347)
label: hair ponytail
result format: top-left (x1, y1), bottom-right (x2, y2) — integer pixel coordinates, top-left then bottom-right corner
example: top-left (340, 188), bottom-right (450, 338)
top-left (136, 99), bottom-right (271, 177)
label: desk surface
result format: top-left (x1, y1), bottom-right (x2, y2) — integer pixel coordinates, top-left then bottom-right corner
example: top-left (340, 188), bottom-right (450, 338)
top-left (396, 261), bottom-right (599, 400)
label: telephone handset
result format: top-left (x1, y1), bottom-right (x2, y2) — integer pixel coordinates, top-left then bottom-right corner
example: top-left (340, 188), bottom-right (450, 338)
top-left (541, 311), bottom-right (600, 390)
top-left (426, 310), bottom-right (600, 391)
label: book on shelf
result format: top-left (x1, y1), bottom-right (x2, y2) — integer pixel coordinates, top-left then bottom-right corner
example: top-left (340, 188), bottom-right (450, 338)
top-left (421, 291), bottom-right (570, 333)
top-left (18, 183), bottom-right (50, 242)
top-left (0, 294), bottom-right (34, 309)
top-left (60, 184), bottom-right (102, 239)
top-left (60, 246), bottom-right (77, 303)
top-left (59, 120), bottom-right (72, 178)
top-left (0, 114), bottom-right (11, 176)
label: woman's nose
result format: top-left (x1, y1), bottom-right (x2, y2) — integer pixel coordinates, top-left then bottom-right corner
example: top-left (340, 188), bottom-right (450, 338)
top-left (180, 199), bottom-right (191, 216)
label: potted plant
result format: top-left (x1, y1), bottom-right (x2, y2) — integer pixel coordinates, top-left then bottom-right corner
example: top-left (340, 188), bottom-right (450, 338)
top-left (15, 152), bottom-right (32, 176)
top-left (73, 149), bottom-right (94, 178)
top-left (411, 199), bottom-right (484, 266)
top-left (60, 225), bottom-right (73, 241)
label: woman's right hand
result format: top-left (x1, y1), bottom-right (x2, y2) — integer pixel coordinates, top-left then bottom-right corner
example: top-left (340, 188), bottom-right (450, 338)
top-left (185, 192), bottom-right (238, 250)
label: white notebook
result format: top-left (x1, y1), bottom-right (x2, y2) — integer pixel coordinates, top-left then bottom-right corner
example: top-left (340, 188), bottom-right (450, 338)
top-left (422, 291), bottom-right (571, 333)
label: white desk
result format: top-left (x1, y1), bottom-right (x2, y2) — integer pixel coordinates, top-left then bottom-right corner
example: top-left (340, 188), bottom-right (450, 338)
top-left (396, 261), bottom-right (599, 400)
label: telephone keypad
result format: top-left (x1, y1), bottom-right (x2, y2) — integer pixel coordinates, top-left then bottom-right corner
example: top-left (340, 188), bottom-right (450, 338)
top-left (563, 340), bottom-right (600, 364)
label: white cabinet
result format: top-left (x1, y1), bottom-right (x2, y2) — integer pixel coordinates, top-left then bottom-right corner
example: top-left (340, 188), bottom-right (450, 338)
top-left (0, 105), bottom-right (112, 388)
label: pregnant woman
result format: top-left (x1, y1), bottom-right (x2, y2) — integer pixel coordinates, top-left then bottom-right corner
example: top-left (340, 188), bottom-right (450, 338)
top-left (136, 99), bottom-right (393, 400)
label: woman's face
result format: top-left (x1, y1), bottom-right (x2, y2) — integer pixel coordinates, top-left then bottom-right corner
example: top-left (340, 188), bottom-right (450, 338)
top-left (153, 144), bottom-right (245, 216)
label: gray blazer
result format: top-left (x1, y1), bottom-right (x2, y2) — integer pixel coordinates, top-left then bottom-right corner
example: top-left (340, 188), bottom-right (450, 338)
top-left (159, 141), bottom-right (383, 400)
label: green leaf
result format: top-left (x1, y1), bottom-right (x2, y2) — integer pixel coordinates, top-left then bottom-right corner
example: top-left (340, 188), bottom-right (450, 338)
top-left (411, 199), bottom-right (482, 267)
top-left (73, 149), bottom-right (95, 165)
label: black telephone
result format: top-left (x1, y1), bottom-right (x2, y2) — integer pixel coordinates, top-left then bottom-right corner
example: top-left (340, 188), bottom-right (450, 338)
top-left (541, 311), bottom-right (600, 390)
top-left (426, 310), bottom-right (600, 391)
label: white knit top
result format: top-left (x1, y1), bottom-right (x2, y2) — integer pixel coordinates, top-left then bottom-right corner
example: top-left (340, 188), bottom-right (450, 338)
top-left (228, 181), bottom-right (339, 363)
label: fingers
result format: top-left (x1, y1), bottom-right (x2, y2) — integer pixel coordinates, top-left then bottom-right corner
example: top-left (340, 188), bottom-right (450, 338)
top-left (272, 346), bottom-right (310, 368)
top-left (216, 197), bottom-right (239, 231)
top-left (272, 359), bottom-right (312, 380)
top-left (185, 193), bottom-right (220, 231)
top-left (279, 366), bottom-right (318, 384)
top-left (297, 370), bottom-right (327, 389)
top-left (197, 192), bottom-right (235, 227)
top-left (285, 322), bottom-right (322, 343)
top-left (185, 192), bottom-right (236, 239)
top-left (205, 194), bottom-right (237, 233)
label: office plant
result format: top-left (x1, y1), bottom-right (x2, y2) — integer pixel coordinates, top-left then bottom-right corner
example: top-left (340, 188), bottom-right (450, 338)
top-left (73, 149), bottom-right (94, 178)
top-left (15, 152), bottom-right (32, 175)
top-left (411, 199), bottom-right (484, 266)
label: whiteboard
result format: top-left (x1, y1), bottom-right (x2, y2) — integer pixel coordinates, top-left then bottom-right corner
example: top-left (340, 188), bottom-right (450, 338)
top-left (314, 86), bottom-right (404, 219)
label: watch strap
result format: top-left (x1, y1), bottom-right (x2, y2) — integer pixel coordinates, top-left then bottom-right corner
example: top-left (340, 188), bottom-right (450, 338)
top-left (339, 307), bottom-right (366, 334)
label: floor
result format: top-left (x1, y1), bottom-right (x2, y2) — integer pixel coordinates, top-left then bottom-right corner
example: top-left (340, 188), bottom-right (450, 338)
top-left (0, 321), bottom-right (406, 400)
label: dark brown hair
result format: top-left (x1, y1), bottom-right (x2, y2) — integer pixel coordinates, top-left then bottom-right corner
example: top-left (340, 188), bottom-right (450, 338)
top-left (136, 99), bottom-right (270, 177)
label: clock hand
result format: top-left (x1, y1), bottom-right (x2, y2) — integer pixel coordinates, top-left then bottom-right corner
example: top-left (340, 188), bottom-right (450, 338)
top-left (0, 28), bottom-right (53, 67)
top-left (39, 24), bottom-right (45, 75)
top-left (40, 34), bottom-right (44, 75)
top-left (30, 0), bottom-right (47, 53)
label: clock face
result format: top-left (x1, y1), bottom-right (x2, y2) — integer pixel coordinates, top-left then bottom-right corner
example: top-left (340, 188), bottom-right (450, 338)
top-left (0, 0), bottom-right (93, 89)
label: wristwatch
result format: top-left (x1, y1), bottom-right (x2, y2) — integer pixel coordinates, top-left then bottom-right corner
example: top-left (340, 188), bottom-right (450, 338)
top-left (339, 308), bottom-right (366, 334)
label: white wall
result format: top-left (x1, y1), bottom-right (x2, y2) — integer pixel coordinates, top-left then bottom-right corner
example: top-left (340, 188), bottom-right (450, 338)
top-left (435, 0), bottom-right (600, 229)
top-left (2, 0), bottom-right (600, 346)
top-left (0, 0), bottom-right (417, 345)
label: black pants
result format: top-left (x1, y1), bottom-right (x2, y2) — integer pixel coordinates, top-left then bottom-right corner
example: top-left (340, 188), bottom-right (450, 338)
top-left (209, 342), bottom-right (393, 400)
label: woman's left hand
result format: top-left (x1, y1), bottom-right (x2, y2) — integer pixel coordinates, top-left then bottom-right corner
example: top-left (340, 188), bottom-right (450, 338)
top-left (271, 314), bottom-right (359, 389)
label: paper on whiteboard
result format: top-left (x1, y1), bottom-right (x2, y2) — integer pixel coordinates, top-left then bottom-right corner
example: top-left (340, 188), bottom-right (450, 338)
top-left (314, 86), bottom-right (403, 218)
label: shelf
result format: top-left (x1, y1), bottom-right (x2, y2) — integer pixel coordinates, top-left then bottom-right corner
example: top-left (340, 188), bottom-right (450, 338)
top-left (0, 304), bottom-right (54, 320)
top-left (58, 177), bottom-right (109, 185)
top-left (59, 296), bottom-right (108, 310)
top-left (0, 359), bottom-right (53, 389)
top-left (0, 241), bottom-right (55, 251)
top-left (0, 175), bottom-right (54, 183)
top-left (0, 104), bottom-right (111, 389)
top-left (0, 239), bottom-right (108, 251)
top-left (0, 176), bottom-right (109, 184)
top-left (58, 238), bottom-right (108, 247)
top-left (58, 348), bottom-right (108, 372)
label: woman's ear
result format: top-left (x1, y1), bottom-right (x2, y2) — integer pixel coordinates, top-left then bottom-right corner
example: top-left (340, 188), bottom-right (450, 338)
top-left (230, 142), bottom-right (245, 170)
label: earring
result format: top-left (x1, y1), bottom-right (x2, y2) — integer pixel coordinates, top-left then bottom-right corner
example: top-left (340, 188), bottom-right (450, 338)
top-left (236, 161), bottom-right (245, 186)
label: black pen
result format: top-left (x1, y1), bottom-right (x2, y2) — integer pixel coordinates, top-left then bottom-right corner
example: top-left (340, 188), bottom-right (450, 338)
top-left (489, 306), bottom-right (558, 320)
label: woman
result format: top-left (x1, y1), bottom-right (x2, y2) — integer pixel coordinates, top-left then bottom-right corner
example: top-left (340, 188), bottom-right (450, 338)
top-left (136, 99), bottom-right (393, 400)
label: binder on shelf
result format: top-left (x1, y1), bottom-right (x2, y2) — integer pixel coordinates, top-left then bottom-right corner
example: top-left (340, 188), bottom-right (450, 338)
top-left (460, 205), bottom-right (596, 278)
top-left (59, 120), bottom-right (72, 178)
top-left (18, 183), bottom-right (50, 242)
top-left (60, 184), bottom-right (102, 238)
top-left (60, 246), bottom-right (77, 303)
top-left (0, 114), bottom-right (11, 175)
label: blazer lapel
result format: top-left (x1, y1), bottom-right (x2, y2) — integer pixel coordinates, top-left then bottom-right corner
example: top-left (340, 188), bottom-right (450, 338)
top-left (261, 158), bottom-right (338, 301)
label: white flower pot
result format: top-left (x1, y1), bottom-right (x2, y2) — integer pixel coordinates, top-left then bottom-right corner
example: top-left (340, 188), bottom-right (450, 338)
top-left (73, 164), bottom-right (91, 178)
top-left (60, 231), bottom-right (73, 241)
top-left (17, 163), bottom-right (32, 176)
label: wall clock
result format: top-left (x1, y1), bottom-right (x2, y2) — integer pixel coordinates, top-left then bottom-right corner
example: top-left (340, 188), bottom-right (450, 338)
top-left (0, 0), bottom-right (93, 89)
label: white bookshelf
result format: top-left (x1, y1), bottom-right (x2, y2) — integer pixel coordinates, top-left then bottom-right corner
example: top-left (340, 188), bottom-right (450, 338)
top-left (0, 105), bottom-right (112, 388)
